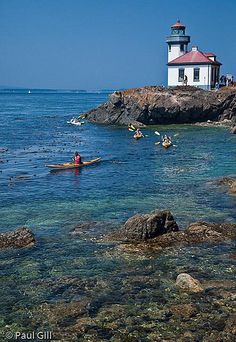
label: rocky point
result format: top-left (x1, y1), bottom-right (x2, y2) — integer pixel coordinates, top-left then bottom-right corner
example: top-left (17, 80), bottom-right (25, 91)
top-left (84, 86), bottom-right (236, 128)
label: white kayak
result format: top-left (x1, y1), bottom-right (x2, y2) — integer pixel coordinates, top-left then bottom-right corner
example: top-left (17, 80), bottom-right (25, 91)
top-left (67, 118), bottom-right (84, 125)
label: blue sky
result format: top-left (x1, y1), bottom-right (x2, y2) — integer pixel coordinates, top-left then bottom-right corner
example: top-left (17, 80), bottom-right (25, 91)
top-left (0, 0), bottom-right (235, 89)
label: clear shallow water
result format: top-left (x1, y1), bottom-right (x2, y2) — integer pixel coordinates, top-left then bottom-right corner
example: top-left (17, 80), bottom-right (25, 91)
top-left (0, 91), bottom-right (235, 340)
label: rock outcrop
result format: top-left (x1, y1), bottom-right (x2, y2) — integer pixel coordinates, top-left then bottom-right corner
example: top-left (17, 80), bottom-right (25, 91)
top-left (107, 208), bottom-right (236, 250)
top-left (84, 86), bottom-right (236, 126)
top-left (0, 227), bottom-right (35, 249)
top-left (119, 209), bottom-right (178, 241)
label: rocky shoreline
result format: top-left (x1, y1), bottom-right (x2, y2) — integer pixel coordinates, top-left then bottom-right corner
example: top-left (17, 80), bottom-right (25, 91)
top-left (84, 86), bottom-right (236, 131)
top-left (1, 221), bottom-right (235, 341)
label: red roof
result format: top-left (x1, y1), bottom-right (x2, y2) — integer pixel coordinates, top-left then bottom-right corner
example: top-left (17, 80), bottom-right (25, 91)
top-left (171, 20), bottom-right (185, 28)
top-left (168, 50), bottom-right (221, 65)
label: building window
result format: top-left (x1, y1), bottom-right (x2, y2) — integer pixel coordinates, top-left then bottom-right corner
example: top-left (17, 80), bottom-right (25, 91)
top-left (180, 44), bottom-right (184, 52)
top-left (169, 45), bottom-right (171, 52)
top-left (172, 29), bottom-right (185, 35)
top-left (178, 68), bottom-right (184, 82)
top-left (193, 68), bottom-right (200, 82)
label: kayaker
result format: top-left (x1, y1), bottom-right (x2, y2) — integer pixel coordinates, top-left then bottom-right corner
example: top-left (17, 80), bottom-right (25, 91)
top-left (135, 128), bottom-right (144, 137)
top-left (162, 134), bottom-right (170, 142)
top-left (73, 151), bottom-right (82, 164)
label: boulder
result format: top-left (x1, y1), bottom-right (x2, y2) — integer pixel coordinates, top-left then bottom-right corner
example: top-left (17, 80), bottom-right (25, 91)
top-left (121, 209), bottom-right (179, 241)
top-left (176, 273), bottom-right (204, 293)
top-left (0, 227), bottom-right (35, 249)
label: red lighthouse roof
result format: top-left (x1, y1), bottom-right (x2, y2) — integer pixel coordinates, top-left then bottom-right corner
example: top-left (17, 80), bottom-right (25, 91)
top-left (171, 20), bottom-right (185, 29)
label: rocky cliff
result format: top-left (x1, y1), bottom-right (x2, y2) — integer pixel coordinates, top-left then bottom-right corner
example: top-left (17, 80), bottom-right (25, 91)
top-left (84, 86), bottom-right (236, 127)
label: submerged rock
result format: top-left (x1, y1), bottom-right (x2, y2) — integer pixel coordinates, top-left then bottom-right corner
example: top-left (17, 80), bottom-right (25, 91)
top-left (119, 209), bottom-right (178, 241)
top-left (0, 227), bottom-right (35, 249)
top-left (169, 303), bottom-right (199, 318)
top-left (71, 221), bottom-right (99, 234)
top-left (214, 176), bottom-right (236, 194)
top-left (84, 86), bottom-right (236, 126)
top-left (153, 221), bottom-right (236, 247)
top-left (224, 314), bottom-right (236, 335)
top-left (185, 221), bottom-right (236, 241)
top-left (176, 273), bottom-right (204, 293)
top-left (71, 220), bottom-right (119, 240)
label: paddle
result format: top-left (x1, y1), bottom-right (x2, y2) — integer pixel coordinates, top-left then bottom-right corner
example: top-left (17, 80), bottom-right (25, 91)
top-left (155, 131), bottom-right (160, 136)
top-left (155, 142), bottom-right (160, 145)
top-left (128, 124), bottom-right (136, 131)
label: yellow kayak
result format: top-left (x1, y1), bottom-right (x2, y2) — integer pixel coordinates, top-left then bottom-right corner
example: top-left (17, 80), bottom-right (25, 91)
top-left (46, 157), bottom-right (101, 170)
top-left (162, 141), bottom-right (172, 148)
top-left (133, 134), bottom-right (143, 140)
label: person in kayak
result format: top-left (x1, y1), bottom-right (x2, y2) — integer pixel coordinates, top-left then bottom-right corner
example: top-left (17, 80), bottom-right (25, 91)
top-left (162, 134), bottom-right (171, 142)
top-left (134, 128), bottom-right (144, 137)
top-left (73, 151), bottom-right (82, 164)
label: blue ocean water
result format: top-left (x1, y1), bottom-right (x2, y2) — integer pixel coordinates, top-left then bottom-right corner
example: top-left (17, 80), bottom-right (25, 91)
top-left (0, 90), bottom-right (235, 339)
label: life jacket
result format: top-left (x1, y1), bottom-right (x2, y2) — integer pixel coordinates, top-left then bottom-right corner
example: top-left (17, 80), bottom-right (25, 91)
top-left (74, 155), bottom-right (81, 164)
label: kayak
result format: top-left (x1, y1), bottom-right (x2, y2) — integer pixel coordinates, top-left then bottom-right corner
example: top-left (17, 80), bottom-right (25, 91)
top-left (134, 135), bottom-right (142, 140)
top-left (46, 157), bottom-right (101, 170)
top-left (133, 134), bottom-right (143, 140)
top-left (128, 124), bottom-right (136, 131)
top-left (67, 119), bottom-right (84, 125)
top-left (162, 141), bottom-right (172, 148)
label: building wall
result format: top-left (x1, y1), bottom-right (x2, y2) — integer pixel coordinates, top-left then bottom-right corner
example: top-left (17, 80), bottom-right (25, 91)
top-left (168, 64), bottom-right (213, 89)
top-left (168, 44), bottom-right (187, 62)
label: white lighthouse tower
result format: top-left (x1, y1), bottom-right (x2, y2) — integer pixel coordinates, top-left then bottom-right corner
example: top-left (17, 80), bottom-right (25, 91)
top-left (166, 20), bottom-right (190, 62)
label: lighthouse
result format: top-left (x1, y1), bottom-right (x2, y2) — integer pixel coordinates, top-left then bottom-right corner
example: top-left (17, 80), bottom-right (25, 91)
top-left (166, 20), bottom-right (190, 62)
top-left (166, 20), bottom-right (222, 89)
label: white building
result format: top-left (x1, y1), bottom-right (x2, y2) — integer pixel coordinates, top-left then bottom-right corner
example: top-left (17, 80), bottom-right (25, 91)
top-left (166, 20), bottom-right (221, 90)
